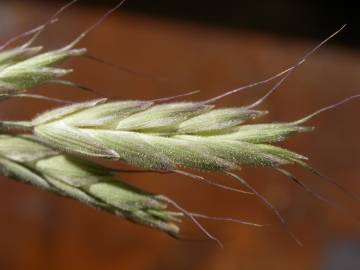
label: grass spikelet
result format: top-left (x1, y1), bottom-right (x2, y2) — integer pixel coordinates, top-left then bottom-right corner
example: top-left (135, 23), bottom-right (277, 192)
top-left (27, 100), bottom-right (311, 170)
top-left (0, 0), bottom-right (127, 98)
top-left (0, 1), bottom-right (78, 94)
top-left (1, 94), bottom-right (358, 174)
top-left (0, 134), bottom-right (181, 235)
top-left (25, 99), bottom-right (275, 170)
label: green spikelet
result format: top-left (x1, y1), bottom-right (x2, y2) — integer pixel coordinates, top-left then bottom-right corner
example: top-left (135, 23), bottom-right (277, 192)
top-left (0, 134), bottom-right (180, 235)
top-left (0, 98), bottom-right (313, 172)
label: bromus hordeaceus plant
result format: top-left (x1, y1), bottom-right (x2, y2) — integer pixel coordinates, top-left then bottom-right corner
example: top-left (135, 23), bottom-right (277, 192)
top-left (0, 1), bottom-right (358, 247)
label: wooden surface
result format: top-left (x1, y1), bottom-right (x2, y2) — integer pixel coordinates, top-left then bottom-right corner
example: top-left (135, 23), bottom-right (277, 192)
top-left (1, 1), bottom-right (360, 270)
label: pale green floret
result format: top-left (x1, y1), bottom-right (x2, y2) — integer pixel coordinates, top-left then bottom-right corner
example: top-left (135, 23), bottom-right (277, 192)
top-left (0, 157), bottom-right (51, 190)
top-left (178, 108), bottom-right (268, 134)
top-left (0, 135), bottom-right (180, 235)
top-left (141, 134), bottom-right (235, 171)
top-left (35, 155), bottom-right (116, 187)
top-left (85, 182), bottom-right (166, 211)
top-left (0, 46), bottom-right (43, 68)
top-left (219, 123), bottom-right (314, 143)
top-left (177, 135), bottom-right (289, 167)
top-left (34, 122), bottom-right (120, 159)
top-left (0, 67), bottom-right (73, 89)
top-left (12, 48), bottom-right (86, 69)
top-left (63, 100), bottom-right (153, 128)
top-left (33, 98), bottom-right (107, 125)
top-left (0, 46), bottom-right (87, 92)
top-left (251, 144), bottom-right (308, 163)
top-left (87, 130), bottom-right (175, 170)
top-left (116, 102), bottom-right (213, 132)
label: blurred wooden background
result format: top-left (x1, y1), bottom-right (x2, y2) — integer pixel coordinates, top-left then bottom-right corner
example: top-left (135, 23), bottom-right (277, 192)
top-left (0, 1), bottom-right (360, 270)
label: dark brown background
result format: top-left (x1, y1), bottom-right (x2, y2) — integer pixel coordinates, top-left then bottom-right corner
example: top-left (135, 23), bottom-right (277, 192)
top-left (0, 1), bottom-right (360, 269)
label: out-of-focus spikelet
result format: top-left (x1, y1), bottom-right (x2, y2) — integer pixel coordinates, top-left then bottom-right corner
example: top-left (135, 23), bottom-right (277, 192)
top-left (0, 134), bottom-right (181, 235)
